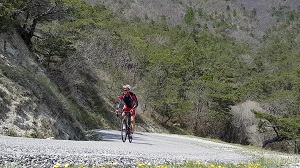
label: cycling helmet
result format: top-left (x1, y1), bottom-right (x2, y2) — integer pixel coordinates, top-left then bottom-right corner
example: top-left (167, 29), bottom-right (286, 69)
top-left (123, 84), bottom-right (131, 90)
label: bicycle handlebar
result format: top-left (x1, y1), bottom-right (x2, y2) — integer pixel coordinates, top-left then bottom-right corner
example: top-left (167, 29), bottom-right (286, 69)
top-left (115, 110), bottom-right (131, 116)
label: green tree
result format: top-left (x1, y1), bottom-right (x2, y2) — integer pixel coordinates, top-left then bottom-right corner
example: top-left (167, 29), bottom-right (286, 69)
top-left (253, 111), bottom-right (300, 149)
top-left (34, 33), bottom-right (75, 69)
top-left (184, 7), bottom-right (196, 25)
top-left (12, 0), bottom-right (75, 48)
top-left (0, 1), bottom-right (26, 31)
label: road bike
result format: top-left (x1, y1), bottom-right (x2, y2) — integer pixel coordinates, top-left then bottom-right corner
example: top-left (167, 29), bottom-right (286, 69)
top-left (117, 111), bottom-right (133, 143)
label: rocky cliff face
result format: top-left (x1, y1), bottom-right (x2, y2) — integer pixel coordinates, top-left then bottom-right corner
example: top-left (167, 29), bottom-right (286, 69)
top-left (0, 31), bottom-right (87, 140)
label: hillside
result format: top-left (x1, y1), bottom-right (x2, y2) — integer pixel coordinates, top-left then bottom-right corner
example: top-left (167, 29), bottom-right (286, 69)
top-left (0, 32), bottom-right (88, 140)
top-left (89, 0), bottom-right (298, 42)
top-left (0, 0), bottom-right (300, 154)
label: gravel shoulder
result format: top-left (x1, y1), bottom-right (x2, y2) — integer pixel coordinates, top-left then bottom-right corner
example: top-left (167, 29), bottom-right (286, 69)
top-left (0, 129), bottom-right (296, 167)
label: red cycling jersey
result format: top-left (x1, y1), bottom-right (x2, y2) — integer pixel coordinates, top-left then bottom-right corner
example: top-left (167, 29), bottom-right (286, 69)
top-left (116, 92), bottom-right (138, 115)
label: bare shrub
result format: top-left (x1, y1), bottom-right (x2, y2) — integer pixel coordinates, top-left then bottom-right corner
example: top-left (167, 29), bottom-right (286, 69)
top-left (147, 34), bottom-right (170, 45)
top-left (230, 100), bottom-right (264, 146)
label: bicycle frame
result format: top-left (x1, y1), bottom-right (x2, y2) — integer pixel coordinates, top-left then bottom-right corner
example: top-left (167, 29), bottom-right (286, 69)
top-left (120, 111), bottom-right (132, 143)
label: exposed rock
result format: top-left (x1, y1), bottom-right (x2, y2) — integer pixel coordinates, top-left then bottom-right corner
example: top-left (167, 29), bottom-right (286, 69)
top-left (0, 31), bottom-right (87, 140)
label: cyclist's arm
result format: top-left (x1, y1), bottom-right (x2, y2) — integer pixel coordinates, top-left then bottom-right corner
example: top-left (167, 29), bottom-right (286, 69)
top-left (132, 94), bottom-right (138, 109)
top-left (116, 95), bottom-right (124, 109)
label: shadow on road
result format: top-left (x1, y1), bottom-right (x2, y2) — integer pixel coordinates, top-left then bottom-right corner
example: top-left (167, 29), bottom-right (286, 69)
top-left (98, 129), bottom-right (153, 145)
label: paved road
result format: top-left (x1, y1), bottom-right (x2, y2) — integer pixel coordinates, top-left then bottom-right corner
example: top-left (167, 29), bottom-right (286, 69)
top-left (99, 129), bottom-right (252, 163)
top-left (0, 129), bottom-right (253, 167)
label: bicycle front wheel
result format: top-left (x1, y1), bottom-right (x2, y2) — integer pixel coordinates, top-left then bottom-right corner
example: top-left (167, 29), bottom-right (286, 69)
top-left (121, 118), bottom-right (127, 142)
top-left (128, 127), bottom-right (132, 143)
top-left (128, 115), bottom-right (132, 143)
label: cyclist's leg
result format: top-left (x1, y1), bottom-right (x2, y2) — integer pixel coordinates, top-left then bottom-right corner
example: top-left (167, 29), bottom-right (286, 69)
top-left (121, 111), bottom-right (126, 130)
top-left (123, 106), bottom-right (131, 130)
top-left (131, 109), bottom-right (136, 134)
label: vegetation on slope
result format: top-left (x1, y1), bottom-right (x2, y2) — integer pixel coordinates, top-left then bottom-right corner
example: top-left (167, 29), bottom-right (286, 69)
top-left (1, 0), bottom-right (300, 153)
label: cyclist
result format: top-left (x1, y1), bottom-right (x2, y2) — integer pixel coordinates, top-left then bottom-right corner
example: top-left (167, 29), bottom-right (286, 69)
top-left (115, 84), bottom-right (138, 137)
